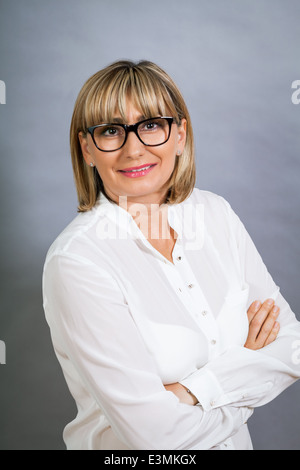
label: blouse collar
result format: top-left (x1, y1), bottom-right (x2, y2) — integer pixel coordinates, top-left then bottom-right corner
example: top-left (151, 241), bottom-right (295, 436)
top-left (94, 191), bottom-right (183, 242)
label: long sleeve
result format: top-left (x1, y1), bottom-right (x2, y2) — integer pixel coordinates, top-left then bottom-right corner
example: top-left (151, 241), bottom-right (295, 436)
top-left (43, 252), bottom-right (252, 450)
top-left (180, 199), bottom-right (300, 411)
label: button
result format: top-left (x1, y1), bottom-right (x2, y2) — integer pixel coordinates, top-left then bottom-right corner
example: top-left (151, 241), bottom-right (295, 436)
top-left (178, 288), bottom-right (182, 292)
top-left (177, 256), bottom-right (182, 261)
top-left (188, 284), bottom-right (194, 289)
top-left (201, 310), bottom-right (208, 316)
top-left (211, 339), bottom-right (217, 345)
top-left (210, 400), bottom-right (216, 407)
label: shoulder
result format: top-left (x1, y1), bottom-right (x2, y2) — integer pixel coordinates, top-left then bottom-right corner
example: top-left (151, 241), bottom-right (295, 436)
top-left (183, 187), bottom-right (232, 214)
top-left (43, 205), bottom-right (117, 292)
top-left (180, 188), bottom-right (239, 237)
top-left (184, 188), bottom-right (249, 247)
top-left (44, 205), bottom-right (101, 263)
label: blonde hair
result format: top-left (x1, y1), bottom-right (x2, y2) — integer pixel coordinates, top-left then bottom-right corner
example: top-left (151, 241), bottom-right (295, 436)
top-left (70, 60), bottom-right (196, 211)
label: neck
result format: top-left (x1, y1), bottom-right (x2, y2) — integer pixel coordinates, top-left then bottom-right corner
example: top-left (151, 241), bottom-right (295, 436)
top-left (117, 196), bottom-right (171, 241)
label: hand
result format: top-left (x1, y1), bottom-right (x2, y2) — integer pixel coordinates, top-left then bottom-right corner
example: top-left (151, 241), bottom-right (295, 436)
top-left (164, 383), bottom-right (198, 406)
top-left (244, 299), bottom-right (280, 350)
top-left (165, 299), bottom-right (280, 404)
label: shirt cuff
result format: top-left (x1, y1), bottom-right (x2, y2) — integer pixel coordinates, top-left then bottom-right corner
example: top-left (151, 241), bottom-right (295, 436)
top-left (180, 368), bottom-right (228, 411)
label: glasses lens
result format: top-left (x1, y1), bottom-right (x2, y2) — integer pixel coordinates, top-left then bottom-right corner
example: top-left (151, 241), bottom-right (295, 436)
top-left (137, 118), bottom-right (171, 146)
top-left (93, 124), bottom-right (125, 151)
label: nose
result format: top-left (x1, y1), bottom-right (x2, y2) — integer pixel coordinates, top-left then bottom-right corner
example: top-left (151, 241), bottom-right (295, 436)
top-left (122, 129), bottom-right (145, 159)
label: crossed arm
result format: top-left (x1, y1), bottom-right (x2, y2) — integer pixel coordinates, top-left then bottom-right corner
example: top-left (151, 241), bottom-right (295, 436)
top-left (45, 251), bottom-right (300, 449)
top-left (165, 298), bottom-right (281, 405)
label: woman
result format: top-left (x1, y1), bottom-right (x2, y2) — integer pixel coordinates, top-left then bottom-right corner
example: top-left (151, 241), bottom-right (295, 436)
top-left (43, 60), bottom-right (300, 450)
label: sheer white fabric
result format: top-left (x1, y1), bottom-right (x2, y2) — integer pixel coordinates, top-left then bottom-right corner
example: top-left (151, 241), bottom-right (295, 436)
top-left (42, 188), bottom-right (300, 450)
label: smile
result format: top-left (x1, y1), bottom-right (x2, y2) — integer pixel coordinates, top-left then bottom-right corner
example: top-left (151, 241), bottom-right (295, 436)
top-left (118, 163), bottom-right (157, 178)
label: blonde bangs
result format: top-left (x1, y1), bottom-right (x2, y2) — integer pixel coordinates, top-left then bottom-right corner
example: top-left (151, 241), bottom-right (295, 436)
top-left (80, 65), bottom-right (179, 129)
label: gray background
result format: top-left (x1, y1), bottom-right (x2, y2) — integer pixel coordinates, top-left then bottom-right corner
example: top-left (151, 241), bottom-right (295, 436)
top-left (0, 0), bottom-right (299, 450)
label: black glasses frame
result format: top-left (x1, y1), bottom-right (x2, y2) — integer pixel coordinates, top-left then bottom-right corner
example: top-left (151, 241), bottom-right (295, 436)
top-left (87, 116), bottom-right (175, 152)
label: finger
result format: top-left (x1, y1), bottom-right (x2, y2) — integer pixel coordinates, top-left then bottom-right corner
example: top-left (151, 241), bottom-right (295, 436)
top-left (264, 321), bottom-right (280, 347)
top-left (247, 300), bottom-right (262, 323)
top-left (255, 305), bottom-right (280, 348)
top-left (249, 298), bottom-right (275, 339)
top-left (246, 299), bottom-right (272, 345)
top-left (246, 299), bottom-right (275, 347)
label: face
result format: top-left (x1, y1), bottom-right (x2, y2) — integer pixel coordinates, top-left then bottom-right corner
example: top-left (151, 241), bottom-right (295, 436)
top-left (79, 99), bottom-right (186, 207)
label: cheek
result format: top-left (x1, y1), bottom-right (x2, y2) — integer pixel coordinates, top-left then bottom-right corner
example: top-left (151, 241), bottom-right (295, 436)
top-left (155, 140), bottom-right (177, 165)
top-left (94, 154), bottom-right (117, 177)
top-left (160, 150), bottom-right (177, 172)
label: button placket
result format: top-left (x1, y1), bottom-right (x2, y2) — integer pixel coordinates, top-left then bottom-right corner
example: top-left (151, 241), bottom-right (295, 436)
top-left (173, 249), bottom-right (191, 294)
top-left (159, 246), bottom-right (221, 352)
top-left (159, 256), bottom-right (191, 300)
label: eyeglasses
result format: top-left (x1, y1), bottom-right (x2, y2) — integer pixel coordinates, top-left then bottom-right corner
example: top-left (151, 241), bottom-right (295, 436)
top-left (87, 116), bottom-right (175, 152)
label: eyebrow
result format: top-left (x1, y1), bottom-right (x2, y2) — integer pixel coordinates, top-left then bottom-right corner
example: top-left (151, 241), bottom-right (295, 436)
top-left (110, 115), bottom-right (147, 125)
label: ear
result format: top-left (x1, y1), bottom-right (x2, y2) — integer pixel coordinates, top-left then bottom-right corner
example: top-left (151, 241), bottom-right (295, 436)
top-left (78, 132), bottom-right (94, 167)
top-left (177, 118), bottom-right (187, 155)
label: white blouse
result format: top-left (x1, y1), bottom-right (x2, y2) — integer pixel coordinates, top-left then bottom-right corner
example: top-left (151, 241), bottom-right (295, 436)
top-left (42, 188), bottom-right (300, 450)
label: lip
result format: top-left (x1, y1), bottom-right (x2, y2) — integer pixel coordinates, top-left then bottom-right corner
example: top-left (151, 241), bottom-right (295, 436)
top-left (118, 163), bottom-right (157, 178)
top-left (119, 163), bottom-right (157, 171)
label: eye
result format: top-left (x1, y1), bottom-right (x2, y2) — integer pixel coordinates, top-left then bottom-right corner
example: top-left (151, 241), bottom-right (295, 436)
top-left (102, 126), bottom-right (121, 136)
top-left (140, 119), bottom-right (162, 132)
top-left (95, 125), bottom-right (124, 138)
top-left (146, 121), bottom-right (157, 129)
